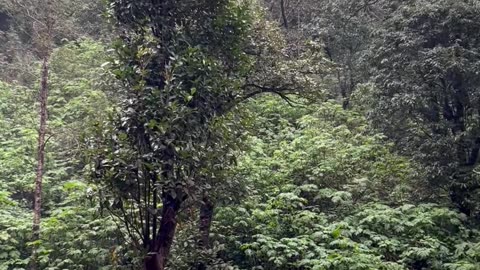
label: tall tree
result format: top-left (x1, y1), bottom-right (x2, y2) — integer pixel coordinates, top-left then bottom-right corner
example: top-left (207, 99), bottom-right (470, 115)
top-left (94, 1), bottom-right (255, 269)
top-left (93, 0), bottom-right (323, 269)
top-left (10, 1), bottom-right (56, 268)
top-left (3, 0), bottom-right (109, 267)
top-left (368, 0), bottom-right (480, 218)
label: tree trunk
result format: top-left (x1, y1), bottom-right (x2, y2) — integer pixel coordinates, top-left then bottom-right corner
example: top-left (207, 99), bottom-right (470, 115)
top-left (280, 0), bottom-right (288, 29)
top-left (32, 55), bottom-right (49, 270)
top-left (198, 197), bottom-right (214, 248)
top-left (144, 196), bottom-right (180, 270)
top-left (449, 184), bottom-right (472, 217)
top-left (195, 197), bottom-right (215, 270)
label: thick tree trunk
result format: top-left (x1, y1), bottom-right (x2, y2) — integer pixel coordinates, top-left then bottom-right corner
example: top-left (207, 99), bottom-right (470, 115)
top-left (195, 197), bottom-right (215, 270)
top-left (144, 196), bottom-right (180, 270)
top-left (32, 55), bottom-right (49, 270)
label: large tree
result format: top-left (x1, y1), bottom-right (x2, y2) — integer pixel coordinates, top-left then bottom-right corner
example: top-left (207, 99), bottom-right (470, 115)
top-left (368, 0), bottom-right (480, 218)
top-left (92, 0), bottom-right (323, 269)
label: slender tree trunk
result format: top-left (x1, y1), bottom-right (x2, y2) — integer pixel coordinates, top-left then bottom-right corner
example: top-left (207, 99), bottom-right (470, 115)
top-left (144, 196), bottom-right (180, 270)
top-left (32, 54), bottom-right (50, 270)
top-left (195, 197), bottom-right (215, 270)
top-left (449, 182), bottom-right (472, 217)
top-left (198, 197), bottom-right (214, 248)
top-left (280, 0), bottom-right (288, 29)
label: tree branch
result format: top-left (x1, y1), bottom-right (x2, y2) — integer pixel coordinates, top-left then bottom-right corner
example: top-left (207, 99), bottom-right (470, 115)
top-left (240, 83), bottom-right (299, 106)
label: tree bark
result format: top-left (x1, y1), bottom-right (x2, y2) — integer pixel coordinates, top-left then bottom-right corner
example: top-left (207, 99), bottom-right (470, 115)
top-left (280, 0), bottom-right (288, 29)
top-left (198, 197), bottom-right (214, 248)
top-left (195, 197), bottom-right (215, 270)
top-left (144, 195), bottom-right (181, 270)
top-left (32, 54), bottom-right (50, 270)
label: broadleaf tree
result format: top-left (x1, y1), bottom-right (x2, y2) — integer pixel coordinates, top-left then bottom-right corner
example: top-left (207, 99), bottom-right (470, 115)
top-left (366, 0), bottom-right (480, 218)
top-left (92, 0), bottom-right (323, 269)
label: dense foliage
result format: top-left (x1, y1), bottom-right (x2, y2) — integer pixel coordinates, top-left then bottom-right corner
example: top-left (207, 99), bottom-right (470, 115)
top-left (366, 0), bottom-right (480, 219)
top-left (0, 0), bottom-right (479, 269)
top-left (212, 98), bottom-right (480, 270)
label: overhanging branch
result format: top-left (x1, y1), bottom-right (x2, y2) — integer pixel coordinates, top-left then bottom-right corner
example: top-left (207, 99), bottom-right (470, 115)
top-left (239, 83), bottom-right (299, 106)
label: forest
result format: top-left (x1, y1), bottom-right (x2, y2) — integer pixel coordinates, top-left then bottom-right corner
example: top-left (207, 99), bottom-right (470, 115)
top-left (0, 0), bottom-right (480, 269)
